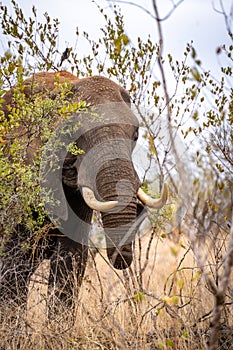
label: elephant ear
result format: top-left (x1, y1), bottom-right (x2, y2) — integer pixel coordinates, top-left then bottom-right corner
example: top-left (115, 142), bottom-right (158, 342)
top-left (40, 150), bottom-right (69, 222)
top-left (40, 106), bottom-right (90, 223)
top-left (40, 117), bottom-right (83, 222)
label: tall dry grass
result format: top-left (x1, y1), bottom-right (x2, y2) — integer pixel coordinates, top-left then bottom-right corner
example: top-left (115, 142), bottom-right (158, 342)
top-left (1, 230), bottom-right (232, 349)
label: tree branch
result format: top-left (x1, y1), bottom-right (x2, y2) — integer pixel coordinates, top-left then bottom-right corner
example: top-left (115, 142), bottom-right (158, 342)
top-left (106, 0), bottom-right (185, 21)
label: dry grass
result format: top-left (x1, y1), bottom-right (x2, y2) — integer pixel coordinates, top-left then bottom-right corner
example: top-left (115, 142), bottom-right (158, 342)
top-left (1, 231), bottom-right (232, 349)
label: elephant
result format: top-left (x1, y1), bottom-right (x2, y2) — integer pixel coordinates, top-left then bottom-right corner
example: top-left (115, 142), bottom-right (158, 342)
top-left (0, 71), bottom-right (168, 311)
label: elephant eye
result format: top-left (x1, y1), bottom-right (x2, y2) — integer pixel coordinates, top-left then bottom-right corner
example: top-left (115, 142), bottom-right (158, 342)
top-left (133, 129), bottom-right (139, 142)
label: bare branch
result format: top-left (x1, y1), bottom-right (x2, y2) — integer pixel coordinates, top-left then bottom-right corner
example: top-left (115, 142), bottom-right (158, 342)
top-left (106, 0), bottom-right (185, 21)
top-left (212, 0), bottom-right (233, 39)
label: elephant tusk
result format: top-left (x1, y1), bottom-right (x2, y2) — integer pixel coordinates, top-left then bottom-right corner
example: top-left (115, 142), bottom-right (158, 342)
top-left (82, 187), bottom-right (118, 211)
top-left (137, 183), bottom-right (169, 209)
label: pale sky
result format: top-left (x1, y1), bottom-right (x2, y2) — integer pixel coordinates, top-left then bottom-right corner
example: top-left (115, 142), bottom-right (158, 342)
top-left (0, 0), bottom-right (232, 77)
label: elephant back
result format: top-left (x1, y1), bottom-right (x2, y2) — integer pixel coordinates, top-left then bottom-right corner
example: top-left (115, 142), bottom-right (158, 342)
top-left (2, 70), bottom-right (79, 119)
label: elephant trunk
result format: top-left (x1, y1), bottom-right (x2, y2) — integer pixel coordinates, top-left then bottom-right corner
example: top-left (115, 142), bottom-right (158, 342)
top-left (103, 203), bottom-right (138, 269)
top-left (96, 159), bottom-right (140, 269)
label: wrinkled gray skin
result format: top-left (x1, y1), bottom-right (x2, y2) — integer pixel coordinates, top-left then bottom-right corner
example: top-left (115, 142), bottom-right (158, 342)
top-left (0, 72), bottom-right (149, 310)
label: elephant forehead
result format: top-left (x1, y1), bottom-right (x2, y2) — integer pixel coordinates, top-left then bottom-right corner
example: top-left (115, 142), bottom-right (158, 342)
top-left (77, 103), bottom-right (139, 133)
top-left (72, 76), bottom-right (131, 105)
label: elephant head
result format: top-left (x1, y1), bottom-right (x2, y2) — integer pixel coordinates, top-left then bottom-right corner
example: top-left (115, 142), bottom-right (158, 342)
top-left (42, 74), bottom-right (168, 270)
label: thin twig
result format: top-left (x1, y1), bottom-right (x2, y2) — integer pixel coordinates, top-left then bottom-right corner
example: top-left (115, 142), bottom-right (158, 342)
top-left (106, 0), bottom-right (185, 21)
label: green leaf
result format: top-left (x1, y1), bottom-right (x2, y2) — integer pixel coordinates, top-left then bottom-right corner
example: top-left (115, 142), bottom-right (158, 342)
top-left (166, 339), bottom-right (174, 347)
top-left (133, 292), bottom-right (145, 302)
